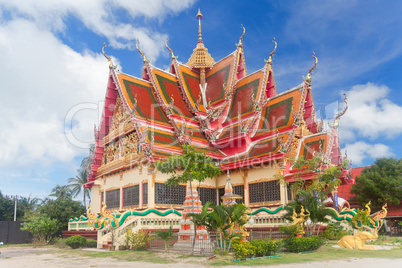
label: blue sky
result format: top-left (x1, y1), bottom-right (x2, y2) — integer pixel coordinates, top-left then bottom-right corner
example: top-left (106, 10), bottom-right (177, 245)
top-left (1, 0), bottom-right (402, 201)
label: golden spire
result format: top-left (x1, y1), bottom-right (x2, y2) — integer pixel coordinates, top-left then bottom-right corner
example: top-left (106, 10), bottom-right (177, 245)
top-left (102, 42), bottom-right (113, 68)
top-left (238, 24), bottom-right (245, 47)
top-left (165, 37), bottom-right (175, 58)
top-left (197, 8), bottom-right (203, 44)
top-left (136, 39), bottom-right (147, 62)
top-left (187, 9), bottom-right (215, 69)
top-left (268, 37), bottom-right (277, 64)
top-left (306, 52), bottom-right (318, 82)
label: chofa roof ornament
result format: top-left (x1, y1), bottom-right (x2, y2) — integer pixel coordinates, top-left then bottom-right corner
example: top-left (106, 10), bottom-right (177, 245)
top-left (237, 24), bottom-right (246, 47)
top-left (136, 39), bottom-right (147, 62)
top-left (333, 94), bottom-right (348, 128)
top-left (165, 37), bottom-right (176, 59)
top-left (102, 42), bottom-right (114, 69)
top-left (306, 51), bottom-right (318, 82)
top-left (268, 37), bottom-right (277, 64)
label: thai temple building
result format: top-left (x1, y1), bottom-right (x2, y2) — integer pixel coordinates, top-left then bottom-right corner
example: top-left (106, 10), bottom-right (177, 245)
top-left (77, 10), bottom-right (352, 247)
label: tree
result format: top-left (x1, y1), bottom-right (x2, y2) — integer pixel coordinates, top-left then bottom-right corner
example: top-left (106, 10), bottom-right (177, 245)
top-left (351, 158), bottom-right (402, 210)
top-left (49, 184), bottom-right (72, 200)
top-left (38, 198), bottom-right (85, 233)
top-left (155, 145), bottom-right (221, 254)
top-left (279, 155), bottom-right (345, 236)
top-left (203, 203), bottom-right (250, 253)
top-left (0, 191), bottom-right (15, 221)
top-left (18, 195), bottom-right (39, 220)
top-left (81, 143), bottom-right (95, 171)
top-left (0, 191), bottom-right (26, 221)
top-left (20, 214), bottom-right (58, 244)
top-left (154, 225), bottom-right (175, 251)
top-left (68, 167), bottom-right (90, 208)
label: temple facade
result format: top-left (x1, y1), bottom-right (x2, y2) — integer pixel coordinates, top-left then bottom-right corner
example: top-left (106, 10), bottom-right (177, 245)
top-left (82, 11), bottom-right (351, 232)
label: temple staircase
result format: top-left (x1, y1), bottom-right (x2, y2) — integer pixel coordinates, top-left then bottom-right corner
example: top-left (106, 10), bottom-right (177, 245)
top-left (98, 214), bottom-right (181, 249)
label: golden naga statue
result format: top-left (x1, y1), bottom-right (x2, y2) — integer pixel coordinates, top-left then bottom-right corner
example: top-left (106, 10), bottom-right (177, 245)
top-left (337, 228), bottom-right (378, 250)
top-left (87, 204), bottom-right (97, 228)
top-left (373, 203), bottom-right (388, 223)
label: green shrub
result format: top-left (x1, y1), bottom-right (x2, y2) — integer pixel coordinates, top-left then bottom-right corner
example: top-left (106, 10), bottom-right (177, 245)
top-left (126, 229), bottom-right (152, 250)
top-left (320, 222), bottom-right (347, 240)
top-left (85, 239), bottom-right (97, 248)
top-left (284, 236), bottom-right (324, 253)
top-left (279, 224), bottom-right (302, 238)
top-left (233, 239), bottom-right (279, 259)
top-left (233, 241), bottom-right (257, 259)
top-left (20, 214), bottom-right (59, 244)
top-left (65, 235), bottom-right (87, 249)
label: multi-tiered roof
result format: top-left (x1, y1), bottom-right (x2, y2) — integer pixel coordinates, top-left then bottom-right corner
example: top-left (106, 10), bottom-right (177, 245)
top-left (85, 10), bottom-right (350, 188)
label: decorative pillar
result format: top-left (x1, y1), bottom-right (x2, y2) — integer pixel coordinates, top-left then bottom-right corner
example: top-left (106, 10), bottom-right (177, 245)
top-left (174, 180), bottom-right (210, 252)
top-left (139, 180), bottom-right (143, 209)
top-left (240, 168), bottom-right (249, 206)
top-left (221, 170), bottom-right (242, 206)
top-left (280, 181), bottom-right (287, 205)
top-left (147, 167), bottom-right (155, 208)
top-left (332, 185), bottom-right (339, 212)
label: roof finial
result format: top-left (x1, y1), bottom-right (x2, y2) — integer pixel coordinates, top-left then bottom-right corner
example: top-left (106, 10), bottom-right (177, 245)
top-left (165, 37), bottom-right (175, 58)
top-left (333, 94), bottom-right (348, 128)
top-left (197, 8), bottom-right (203, 44)
top-left (306, 51), bottom-right (318, 81)
top-left (238, 24), bottom-right (245, 47)
top-left (136, 39), bottom-right (147, 62)
top-left (268, 37), bottom-right (277, 64)
top-left (102, 42), bottom-right (113, 68)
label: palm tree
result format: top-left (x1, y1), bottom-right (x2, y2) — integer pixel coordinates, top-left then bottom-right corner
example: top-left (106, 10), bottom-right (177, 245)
top-left (68, 167), bottom-right (90, 209)
top-left (81, 144), bottom-right (95, 171)
top-left (186, 201), bottom-right (213, 255)
top-left (49, 184), bottom-right (72, 200)
top-left (204, 203), bottom-right (250, 253)
top-left (18, 195), bottom-right (39, 220)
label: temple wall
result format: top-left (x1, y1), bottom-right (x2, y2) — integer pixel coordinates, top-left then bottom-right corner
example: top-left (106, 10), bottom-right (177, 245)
top-left (91, 166), bottom-right (149, 214)
top-left (247, 166), bottom-right (277, 183)
top-left (90, 184), bottom-right (101, 214)
top-left (90, 161), bottom-right (288, 214)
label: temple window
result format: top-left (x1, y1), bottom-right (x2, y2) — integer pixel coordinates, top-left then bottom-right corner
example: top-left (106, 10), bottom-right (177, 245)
top-left (122, 185), bottom-right (140, 207)
top-left (218, 188), bottom-right (225, 204)
top-left (249, 180), bottom-right (281, 203)
top-left (233, 185), bottom-right (245, 204)
top-left (155, 183), bottom-right (186, 205)
top-left (106, 189), bottom-right (120, 209)
top-left (287, 184), bottom-right (293, 201)
top-left (197, 187), bottom-right (217, 205)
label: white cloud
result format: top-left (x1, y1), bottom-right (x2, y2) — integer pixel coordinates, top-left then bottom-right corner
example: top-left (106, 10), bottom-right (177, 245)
top-left (342, 141), bottom-right (394, 166)
top-left (0, 0), bottom-right (196, 61)
top-left (338, 83), bottom-right (402, 141)
top-left (0, 19), bottom-right (108, 167)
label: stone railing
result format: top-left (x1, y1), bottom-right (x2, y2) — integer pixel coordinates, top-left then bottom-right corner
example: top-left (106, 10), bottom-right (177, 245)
top-left (68, 220), bottom-right (94, 231)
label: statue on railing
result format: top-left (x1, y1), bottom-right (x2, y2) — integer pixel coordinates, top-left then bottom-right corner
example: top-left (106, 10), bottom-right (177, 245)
top-left (290, 206), bottom-right (310, 236)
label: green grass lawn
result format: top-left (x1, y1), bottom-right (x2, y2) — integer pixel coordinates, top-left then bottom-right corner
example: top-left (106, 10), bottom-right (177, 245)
top-left (210, 241), bottom-right (402, 266)
top-left (2, 239), bottom-right (401, 266)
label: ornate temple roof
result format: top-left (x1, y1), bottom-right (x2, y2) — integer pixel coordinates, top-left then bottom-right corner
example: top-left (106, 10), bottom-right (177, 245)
top-left (85, 11), bottom-right (348, 186)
